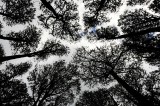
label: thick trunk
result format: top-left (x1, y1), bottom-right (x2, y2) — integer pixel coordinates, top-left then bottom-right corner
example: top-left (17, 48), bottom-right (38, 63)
top-left (0, 35), bottom-right (27, 42)
top-left (0, 50), bottom-right (44, 63)
top-left (0, 12), bottom-right (13, 19)
top-left (40, 0), bottom-right (60, 18)
top-left (109, 70), bottom-right (154, 106)
top-left (103, 26), bottom-right (160, 40)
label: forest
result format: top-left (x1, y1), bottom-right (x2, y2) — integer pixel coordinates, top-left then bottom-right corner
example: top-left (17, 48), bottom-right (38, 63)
top-left (0, 0), bottom-right (160, 106)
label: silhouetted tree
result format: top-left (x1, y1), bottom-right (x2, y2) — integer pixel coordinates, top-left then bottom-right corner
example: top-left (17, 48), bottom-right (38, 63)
top-left (0, 0), bottom-right (69, 64)
top-left (119, 12), bottom-right (160, 64)
top-left (149, 0), bottom-right (160, 13)
top-left (73, 45), bottom-right (160, 106)
top-left (1, 0), bottom-right (160, 106)
top-left (0, 40), bottom-right (68, 63)
top-left (39, 0), bottom-right (80, 40)
top-left (76, 89), bottom-right (118, 106)
top-left (83, 0), bottom-right (121, 28)
top-left (0, 44), bottom-right (5, 58)
top-left (7, 25), bottom-right (41, 54)
top-left (27, 61), bottom-right (80, 106)
top-left (0, 0), bottom-right (35, 25)
top-left (0, 62), bottom-right (32, 106)
top-left (143, 70), bottom-right (160, 105)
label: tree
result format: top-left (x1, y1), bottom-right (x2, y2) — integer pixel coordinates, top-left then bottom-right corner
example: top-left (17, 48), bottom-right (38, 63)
top-left (73, 44), bottom-right (160, 106)
top-left (39, 0), bottom-right (80, 40)
top-left (0, 62), bottom-right (32, 106)
top-left (0, 0), bottom-right (69, 64)
top-left (0, 40), bottom-right (68, 63)
top-left (117, 8), bottom-right (160, 64)
top-left (0, 44), bottom-right (5, 58)
top-left (76, 89), bottom-right (118, 106)
top-left (143, 70), bottom-right (160, 105)
top-left (1, 0), bottom-right (160, 106)
top-left (0, 0), bottom-right (35, 25)
top-left (83, 0), bottom-right (121, 28)
top-left (0, 0), bottom-right (76, 105)
top-left (27, 61), bottom-right (80, 106)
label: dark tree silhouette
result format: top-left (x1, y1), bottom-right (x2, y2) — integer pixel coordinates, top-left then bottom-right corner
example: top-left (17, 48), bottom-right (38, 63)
top-left (96, 26), bottom-right (120, 39)
top-left (39, 0), bottom-right (80, 40)
top-left (83, 0), bottom-right (121, 28)
top-left (0, 0), bottom-right (35, 25)
top-left (142, 70), bottom-right (160, 105)
top-left (76, 89), bottom-right (118, 106)
top-left (127, 0), bottom-right (148, 6)
top-left (0, 62), bottom-right (32, 106)
top-left (149, 0), bottom-right (160, 13)
top-left (0, 44), bottom-right (5, 58)
top-left (118, 9), bottom-right (160, 33)
top-left (27, 61), bottom-right (80, 106)
top-left (0, 40), bottom-right (68, 63)
top-left (1, 0), bottom-right (160, 106)
top-left (73, 45), bottom-right (160, 106)
top-left (119, 11), bottom-right (160, 64)
top-left (0, 0), bottom-right (69, 64)
top-left (7, 25), bottom-right (41, 54)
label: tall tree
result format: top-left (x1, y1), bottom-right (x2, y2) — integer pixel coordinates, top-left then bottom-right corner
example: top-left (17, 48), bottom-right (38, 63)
top-left (0, 40), bottom-right (68, 63)
top-left (1, 0), bottom-right (160, 105)
top-left (27, 61), bottom-right (80, 106)
top-left (0, 62), bottom-right (32, 106)
top-left (39, 0), bottom-right (80, 40)
top-left (73, 45), bottom-right (160, 106)
top-left (76, 88), bottom-right (118, 106)
top-left (143, 69), bottom-right (160, 105)
top-left (0, 0), bottom-right (69, 64)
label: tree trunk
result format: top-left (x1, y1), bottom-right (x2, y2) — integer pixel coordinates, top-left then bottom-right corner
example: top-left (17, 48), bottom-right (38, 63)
top-left (109, 70), bottom-right (155, 106)
top-left (103, 26), bottom-right (160, 40)
top-left (37, 93), bottom-right (49, 106)
top-left (0, 35), bottom-right (27, 42)
top-left (40, 0), bottom-right (59, 18)
top-left (108, 93), bottom-right (119, 106)
top-left (0, 50), bottom-right (44, 63)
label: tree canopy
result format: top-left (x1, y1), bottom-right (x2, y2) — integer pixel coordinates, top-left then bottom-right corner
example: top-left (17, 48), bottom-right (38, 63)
top-left (0, 0), bottom-right (160, 106)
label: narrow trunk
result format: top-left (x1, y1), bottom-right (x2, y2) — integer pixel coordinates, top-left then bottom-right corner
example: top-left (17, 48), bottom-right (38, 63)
top-left (108, 94), bottom-right (119, 106)
top-left (0, 35), bottom-right (27, 42)
top-left (40, 0), bottom-right (59, 18)
top-left (0, 12), bottom-right (13, 19)
top-left (0, 50), bottom-right (44, 63)
top-left (32, 93), bottom-right (42, 106)
top-left (37, 93), bottom-right (49, 106)
top-left (109, 70), bottom-right (154, 106)
top-left (104, 26), bottom-right (160, 40)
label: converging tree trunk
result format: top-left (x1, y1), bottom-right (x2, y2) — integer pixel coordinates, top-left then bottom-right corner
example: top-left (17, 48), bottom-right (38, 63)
top-left (0, 50), bottom-right (44, 63)
top-left (108, 70), bottom-right (157, 106)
